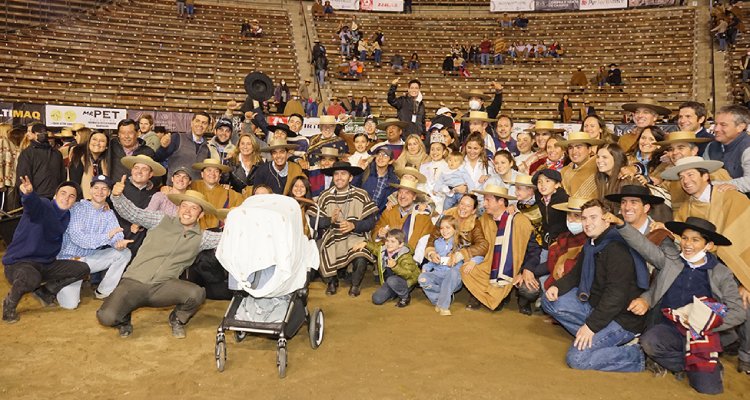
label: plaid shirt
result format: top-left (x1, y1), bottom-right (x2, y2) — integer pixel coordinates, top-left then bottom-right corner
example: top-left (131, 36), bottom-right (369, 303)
top-left (58, 200), bottom-right (123, 260)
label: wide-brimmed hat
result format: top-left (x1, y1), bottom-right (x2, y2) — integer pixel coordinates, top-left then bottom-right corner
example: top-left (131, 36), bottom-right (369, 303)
top-left (532, 169), bottom-right (562, 185)
top-left (512, 174), bottom-right (535, 188)
top-left (71, 123), bottom-right (86, 131)
top-left (268, 123), bottom-right (298, 138)
top-left (54, 128), bottom-right (75, 138)
top-left (524, 120), bottom-right (565, 134)
top-left (621, 97), bottom-right (671, 116)
top-left (666, 217), bottom-right (732, 246)
top-left (654, 130), bottom-right (713, 146)
top-left (389, 177), bottom-right (428, 197)
top-left (458, 111), bottom-right (496, 123)
top-left (377, 118), bottom-right (410, 131)
top-left (318, 115), bottom-right (340, 126)
top-left (459, 89), bottom-right (490, 101)
top-left (121, 154), bottom-right (167, 177)
top-left (558, 131), bottom-right (605, 147)
top-left (472, 184), bottom-right (517, 200)
top-left (660, 156), bottom-right (723, 181)
top-left (321, 161), bottom-right (363, 177)
top-left (260, 138), bottom-right (298, 153)
top-left (167, 190), bottom-right (218, 216)
top-left (604, 184), bottom-right (665, 205)
top-left (395, 166), bottom-right (426, 183)
top-left (319, 147), bottom-right (341, 159)
top-left (191, 158), bottom-right (232, 173)
top-left (551, 197), bottom-right (592, 213)
top-left (435, 107), bottom-right (457, 116)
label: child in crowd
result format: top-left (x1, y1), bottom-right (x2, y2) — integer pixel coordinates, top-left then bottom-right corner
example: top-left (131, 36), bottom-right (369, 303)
top-left (512, 175), bottom-right (543, 248)
top-left (533, 169), bottom-right (568, 253)
top-left (419, 216), bottom-right (483, 316)
top-left (352, 228), bottom-right (420, 307)
top-left (434, 150), bottom-right (475, 210)
top-left (348, 133), bottom-right (371, 169)
top-left (420, 132), bottom-right (450, 215)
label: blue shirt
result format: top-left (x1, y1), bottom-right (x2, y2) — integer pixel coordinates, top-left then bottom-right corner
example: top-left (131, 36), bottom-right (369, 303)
top-left (58, 200), bottom-right (124, 260)
top-left (2, 192), bottom-right (70, 265)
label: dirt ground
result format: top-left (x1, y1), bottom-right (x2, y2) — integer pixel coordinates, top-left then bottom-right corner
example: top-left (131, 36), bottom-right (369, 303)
top-left (1, 276), bottom-right (749, 400)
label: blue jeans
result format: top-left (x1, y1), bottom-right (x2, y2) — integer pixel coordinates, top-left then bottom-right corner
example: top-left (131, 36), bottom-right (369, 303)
top-left (317, 69), bottom-right (326, 86)
top-left (494, 54), bottom-right (504, 65)
top-left (541, 288), bottom-right (645, 372)
top-left (360, 50), bottom-right (368, 61)
top-left (480, 53), bottom-right (489, 65)
top-left (442, 192), bottom-right (462, 211)
top-left (419, 262), bottom-right (463, 309)
top-left (372, 275), bottom-right (411, 304)
top-left (186, 4), bottom-right (194, 16)
top-left (374, 50), bottom-right (382, 64)
top-left (340, 43), bottom-right (349, 56)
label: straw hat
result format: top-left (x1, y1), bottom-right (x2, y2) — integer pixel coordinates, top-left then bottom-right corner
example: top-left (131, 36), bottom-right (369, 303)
top-left (660, 156), bottom-right (724, 181)
top-left (389, 177), bottom-right (428, 197)
top-left (319, 115), bottom-right (340, 126)
top-left (458, 111), bottom-right (496, 123)
top-left (459, 88), bottom-right (490, 101)
top-left (394, 166), bottom-right (426, 183)
top-left (191, 158), bottom-right (232, 173)
top-left (71, 123), bottom-right (86, 131)
top-left (654, 130), bottom-right (713, 146)
top-left (511, 174), bottom-right (535, 187)
top-left (472, 184), bottom-right (517, 200)
top-left (558, 131), bottom-right (605, 147)
top-left (167, 190), bottom-right (218, 216)
top-left (55, 128), bottom-right (74, 138)
top-left (260, 137), bottom-right (297, 153)
top-left (524, 120), bottom-right (565, 133)
top-left (121, 155), bottom-right (167, 177)
top-left (377, 118), bottom-right (410, 131)
top-left (320, 147), bottom-right (341, 159)
top-left (621, 97), bottom-right (671, 116)
top-left (551, 197), bottom-right (592, 213)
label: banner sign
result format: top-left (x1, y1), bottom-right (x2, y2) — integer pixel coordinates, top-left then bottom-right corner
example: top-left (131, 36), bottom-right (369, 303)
top-left (535, 0), bottom-right (579, 10)
top-left (612, 123), bottom-right (678, 137)
top-left (628, 0), bottom-right (675, 6)
top-left (127, 110), bottom-right (195, 134)
top-left (490, 0), bottom-right (535, 12)
top-left (46, 105), bottom-right (126, 130)
top-left (12, 103), bottom-right (45, 126)
top-left (329, 0), bottom-right (360, 10)
top-left (371, 0), bottom-right (404, 12)
top-left (580, 0), bottom-right (627, 9)
top-left (0, 102), bottom-right (12, 124)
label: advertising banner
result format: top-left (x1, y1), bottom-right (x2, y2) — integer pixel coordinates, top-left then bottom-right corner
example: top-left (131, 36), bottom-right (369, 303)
top-left (534, 0), bottom-right (579, 10)
top-left (371, 0), bottom-right (404, 12)
top-left (628, 0), bottom-right (675, 6)
top-left (12, 103), bottom-right (45, 126)
top-left (490, 0), bottom-right (535, 12)
top-left (0, 103), bottom-right (12, 124)
top-left (127, 110), bottom-right (194, 134)
top-left (329, 0), bottom-right (360, 10)
top-left (579, 0), bottom-right (627, 9)
top-left (46, 105), bottom-right (126, 130)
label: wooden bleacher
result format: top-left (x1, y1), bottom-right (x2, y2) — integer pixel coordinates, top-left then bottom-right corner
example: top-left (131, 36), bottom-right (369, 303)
top-left (314, 7), bottom-right (696, 122)
top-left (0, 0), bottom-right (108, 33)
top-left (726, 2), bottom-right (748, 105)
top-left (0, 0), bottom-right (300, 113)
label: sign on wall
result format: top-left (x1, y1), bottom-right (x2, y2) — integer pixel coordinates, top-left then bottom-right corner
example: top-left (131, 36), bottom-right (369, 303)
top-left (629, 0), bottom-right (675, 6)
top-left (580, 0), bottom-right (627, 9)
top-left (534, 0), bottom-right (580, 11)
top-left (329, 0), bottom-right (360, 10)
top-left (0, 103), bottom-right (12, 124)
top-left (371, 0), bottom-right (404, 12)
top-left (12, 103), bottom-right (45, 126)
top-left (490, 0), bottom-right (535, 12)
top-left (46, 105), bottom-right (126, 130)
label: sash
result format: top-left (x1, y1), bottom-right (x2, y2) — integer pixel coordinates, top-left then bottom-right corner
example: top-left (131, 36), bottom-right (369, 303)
top-left (489, 212), bottom-right (514, 287)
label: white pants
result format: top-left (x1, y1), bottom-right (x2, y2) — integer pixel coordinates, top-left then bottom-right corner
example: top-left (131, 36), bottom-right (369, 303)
top-left (57, 247), bottom-right (131, 309)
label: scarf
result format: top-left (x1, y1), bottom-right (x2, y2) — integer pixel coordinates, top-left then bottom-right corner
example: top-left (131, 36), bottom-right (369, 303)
top-left (578, 227), bottom-right (649, 301)
top-left (489, 212), bottom-right (514, 286)
top-left (545, 158), bottom-right (564, 171)
top-left (663, 296), bottom-right (726, 372)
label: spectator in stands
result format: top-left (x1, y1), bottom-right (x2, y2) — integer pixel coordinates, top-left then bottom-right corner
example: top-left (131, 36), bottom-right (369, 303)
top-left (274, 80), bottom-right (291, 115)
top-left (580, 101), bottom-right (596, 120)
top-left (176, 0), bottom-right (185, 18)
top-left (493, 37), bottom-right (506, 65)
top-left (403, 0), bottom-right (412, 14)
top-left (108, 119), bottom-right (156, 183)
top-left (138, 115), bottom-right (159, 152)
top-left (514, 14), bottom-right (529, 29)
top-left (185, 0), bottom-right (195, 19)
top-left (155, 112), bottom-right (218, 184)
top-left (250, 20), bottom-right (263, 38)
top-left (549, 41), bottom-right (563, 58)
top-left (312, 39), bottom-right (326, 65)
top-left (712, 16), bottom-right (729, 52)
top-left (500, 13), bottom-right (513, 28)
top-left (408, 53), bottom-right (420, 72)
top-left (326, 97), bottom-right (346, 118)
top-left (606, 63), bottom-right (622, 86)
top-left (677, 101), bottom-right (714, 156)
top-left (16, 124), bottom-right (64, 199)
top-left (240, 19), bottom-right (250, 37)
top-left (704, 105), bottom-right (750, 194)
top-left (315, 53), bottom-right (328, 87)
top-left (371, 39), bottom-right (382, 67)
top-left (356, 96), bottom-right (371, 117)
top-left (391, 53), bottom-right (404, 73)
top-left (741, 51), bottom-right (750, 83)
top-left (570, 68), bottom-right (588, 89)
top-left (312, 0), bottom-right (324, 17)
top-left (388, 77), bottom-right (426, 136)
top-left (558, 94), bottom-right (574, 123)
top-left (593, 66), bottom-right (607, 88)
top-left (338, 24), bottom-right (352, 57)
top-left (479, 36), bottom-right (492, 66)
top-left (56, 175), bottom-right (131, 308)
top-left (458, 83), bottom-right (503, 144)
top-left (68, 131), bottom-right (109, 200)
top-left (441, 53), bottom-right (454, 75)
top-left (2, 177), bottom-right (88, 323)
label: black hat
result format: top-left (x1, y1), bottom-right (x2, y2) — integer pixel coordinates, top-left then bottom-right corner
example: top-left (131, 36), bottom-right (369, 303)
top-left (55, 180), bottom-right (83, 201)
top-left (604, 184), bottom-right (665, 205)
top-left (90, 174), bottom-right (113, 188)
top-left (268, 123), bottom-right (298, 137)
top-left (666, 217), bottom-right (732, 246)
top-left (532, 169), bottom-right (562, 185)
top-left (31, 124), bottom-right (48, 135)
top-left (215, 118), bottom-right (233, 131)
top-left (321, 161), bottom-right (364, 177)
top-left (244, 71), bottom-right (274, 101)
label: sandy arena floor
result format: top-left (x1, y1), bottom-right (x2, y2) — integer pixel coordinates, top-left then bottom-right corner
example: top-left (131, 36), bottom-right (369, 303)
top-left (1, 276), bottom-right (749, 399)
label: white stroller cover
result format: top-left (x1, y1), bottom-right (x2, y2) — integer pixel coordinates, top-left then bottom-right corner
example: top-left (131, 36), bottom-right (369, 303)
top-left (216, 194), bottom-right (319, 298)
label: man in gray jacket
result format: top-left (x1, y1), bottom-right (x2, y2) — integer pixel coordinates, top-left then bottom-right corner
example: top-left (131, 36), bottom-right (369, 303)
top-left (610, 214), bottom-right (745, 395)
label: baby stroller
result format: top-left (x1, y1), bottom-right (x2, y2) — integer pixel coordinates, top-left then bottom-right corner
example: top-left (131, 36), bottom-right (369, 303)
top-left (214, 195), bottom-right (324, 378)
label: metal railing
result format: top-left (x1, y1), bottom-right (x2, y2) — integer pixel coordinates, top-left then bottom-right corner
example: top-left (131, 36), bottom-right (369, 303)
top-left (0, 0), bottom-right (113, 33)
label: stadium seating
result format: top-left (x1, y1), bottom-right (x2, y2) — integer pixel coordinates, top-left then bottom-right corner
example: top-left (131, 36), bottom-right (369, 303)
top-left (726, 2), bottom-right (748, 105)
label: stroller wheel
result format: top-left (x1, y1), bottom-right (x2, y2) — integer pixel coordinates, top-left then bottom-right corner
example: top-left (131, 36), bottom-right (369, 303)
top-left (277, 345), bottom-right (287, 378)
top-left (234, 331), bottom-right (247, 343)
top-left (215, 335), bottom-right (227, 372)
top-left (308, 308), bottom-right (324, 349)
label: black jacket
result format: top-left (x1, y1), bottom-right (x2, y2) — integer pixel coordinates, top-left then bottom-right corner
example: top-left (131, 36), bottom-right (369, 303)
top-left (387, 84), bottom-right (426, 137)
top-left (458, 91), bottom-right (503, 144)
top-left (553, 226), bottom-right (645, 334)
top-left (536, 187), bottom-right (569, 249)
top-left (16, 141), bottom-right (65, 199)
top-left (108, 137), bottom-right (156, 182)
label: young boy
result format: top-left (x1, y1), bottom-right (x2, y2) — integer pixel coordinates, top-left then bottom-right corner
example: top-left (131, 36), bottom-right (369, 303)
top-left (533, 169), bottom-right (568, 251)
top-left (434, 150), bottom-right (475, 210)
top-left (352, 228), bottom-right (420, 307)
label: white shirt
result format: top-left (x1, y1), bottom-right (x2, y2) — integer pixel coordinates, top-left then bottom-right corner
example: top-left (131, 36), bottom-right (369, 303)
top-left (696, 184), bottom-right (712, 203)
